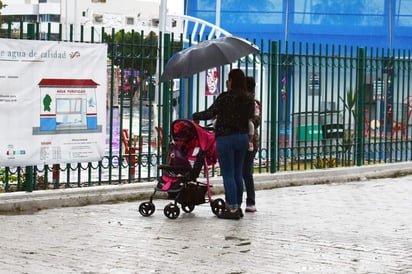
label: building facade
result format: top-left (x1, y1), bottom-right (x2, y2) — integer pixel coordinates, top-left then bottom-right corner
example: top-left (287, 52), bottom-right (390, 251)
top-left (1, 0), bottom-right (183, 41)
top-left (185, 0), bottom-right (412, 51)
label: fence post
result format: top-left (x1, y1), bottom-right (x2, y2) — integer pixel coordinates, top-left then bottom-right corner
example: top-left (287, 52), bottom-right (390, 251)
top-left (270, 41), bottom-right (279, 173)
top-left (161, 33), bottom-right (172, 164)
top-left (355, 47), bottom-right (366, 166)
top-left (27, 23), bottom-right (35, 40)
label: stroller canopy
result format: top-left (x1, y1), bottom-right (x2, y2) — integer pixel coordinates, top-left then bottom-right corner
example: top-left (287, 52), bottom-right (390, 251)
top-left (172, 120), bottom-right (217, 165)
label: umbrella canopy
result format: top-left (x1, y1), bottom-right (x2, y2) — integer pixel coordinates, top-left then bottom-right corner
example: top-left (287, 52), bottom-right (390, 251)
top-left (160, 36), bottom-right (259, 82)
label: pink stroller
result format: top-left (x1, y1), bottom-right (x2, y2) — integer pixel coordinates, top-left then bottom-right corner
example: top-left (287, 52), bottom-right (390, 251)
top-left (138, 119), bottom-right (226, 219)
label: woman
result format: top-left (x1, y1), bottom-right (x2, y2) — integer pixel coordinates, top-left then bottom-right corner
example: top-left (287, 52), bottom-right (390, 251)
top-left (193, 69), bottom-right (255, 220)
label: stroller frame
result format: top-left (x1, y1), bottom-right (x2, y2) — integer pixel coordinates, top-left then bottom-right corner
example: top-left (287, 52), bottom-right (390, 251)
top-left (138, 119), bottom-right (225, 219)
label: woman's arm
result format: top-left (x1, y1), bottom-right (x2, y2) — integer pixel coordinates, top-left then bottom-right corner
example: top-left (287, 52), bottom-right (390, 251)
top-left (192, 97), bottom-right (220, 121)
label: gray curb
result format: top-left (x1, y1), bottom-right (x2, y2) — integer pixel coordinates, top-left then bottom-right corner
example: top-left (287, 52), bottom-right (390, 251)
top-left (1, 162), bottom-right (411, 213)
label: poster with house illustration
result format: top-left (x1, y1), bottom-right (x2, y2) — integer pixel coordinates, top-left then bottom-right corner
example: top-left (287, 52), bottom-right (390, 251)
top-left (0, 38), bottom-right (106, 166)
top-left (35, 79), bottom-right (101, 133)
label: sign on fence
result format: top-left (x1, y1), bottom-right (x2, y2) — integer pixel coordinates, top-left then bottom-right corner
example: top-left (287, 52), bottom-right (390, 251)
top-left (0, 38), bottom-right (107, 166)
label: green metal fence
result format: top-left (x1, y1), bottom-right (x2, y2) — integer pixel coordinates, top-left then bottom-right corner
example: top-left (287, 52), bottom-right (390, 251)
top-left (1, 22), bottom-right (412, 193)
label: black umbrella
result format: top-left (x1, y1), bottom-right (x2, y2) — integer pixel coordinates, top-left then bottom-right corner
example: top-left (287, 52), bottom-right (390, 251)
top-left (160, 36), bottom-right (259, 82)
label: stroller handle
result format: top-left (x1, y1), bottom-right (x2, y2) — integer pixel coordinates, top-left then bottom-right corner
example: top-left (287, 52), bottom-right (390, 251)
top-left (202, 125), bottom-right (215, 131)
top-left (192, 119), bottom-right (214, 132)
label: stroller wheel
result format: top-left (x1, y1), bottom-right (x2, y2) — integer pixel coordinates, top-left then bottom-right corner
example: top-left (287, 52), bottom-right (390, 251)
top-left (164, 203), bottom-right (180, 219)
top-left (211, 198), bottom-right (226, 216)
top-left (139, 202), bottom-right (155, 217)
top-left (181, 204), bottom-right (195, 213)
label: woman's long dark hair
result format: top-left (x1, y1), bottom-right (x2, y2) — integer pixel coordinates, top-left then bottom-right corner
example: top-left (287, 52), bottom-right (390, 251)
top-left (228, 68), bottom-right (247, 94)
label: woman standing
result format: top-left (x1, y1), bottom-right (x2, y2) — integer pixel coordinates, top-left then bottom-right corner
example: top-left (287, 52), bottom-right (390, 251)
top-left (193, 69), bottom-right (255, 220)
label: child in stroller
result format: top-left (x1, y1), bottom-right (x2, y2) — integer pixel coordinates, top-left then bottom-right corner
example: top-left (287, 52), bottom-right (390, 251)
top-left (138, 119), bottom-right (226, 219)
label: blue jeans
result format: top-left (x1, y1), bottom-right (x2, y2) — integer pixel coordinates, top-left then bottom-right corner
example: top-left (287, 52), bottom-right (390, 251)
top-left (216, 133), bottom-right (248, 209)
top-left (242, 149), bottom-right (257, 206)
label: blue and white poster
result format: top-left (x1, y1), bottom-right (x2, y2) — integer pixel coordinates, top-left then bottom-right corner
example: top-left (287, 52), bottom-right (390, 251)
top-left (0, 38), bottom-right (107, 166)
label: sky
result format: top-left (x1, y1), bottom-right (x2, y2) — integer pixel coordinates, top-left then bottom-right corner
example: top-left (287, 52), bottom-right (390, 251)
top-left (166, 0), bottom-right (184, 15)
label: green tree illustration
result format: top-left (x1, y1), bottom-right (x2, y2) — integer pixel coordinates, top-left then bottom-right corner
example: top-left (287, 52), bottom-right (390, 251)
top-left (43, 94), bottom-right (52, 112)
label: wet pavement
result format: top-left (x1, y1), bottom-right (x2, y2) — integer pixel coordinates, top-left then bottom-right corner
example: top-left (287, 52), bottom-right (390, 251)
top-left (0, 175), bottom-right (411, 273)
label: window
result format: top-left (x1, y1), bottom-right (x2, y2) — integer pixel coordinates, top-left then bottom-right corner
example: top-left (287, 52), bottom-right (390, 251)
top-left (56, 98), bottom-right (86, 128)
top-left (373, 79), bottom-right (384, 100)
top-left (308, 73), bottom-right (320, 96)
top-left (294, 0), bottom-right (384, 26)
top-left (49, 14), bottom-right (60, 22)
top-left (23, 15), bottom-right (38, 23)
top-left (39, 14), bottom-right (60, 23)
top-left (126, 17), bottom-right (134, 25)
top-left (396, 0), bottom-right (412, 26)
top-left (93, 14), bottom-right (103, 24)
top-left (56, 98), bottom-right (84, 114)
top-left (151, 18), bottom-right (159, 27)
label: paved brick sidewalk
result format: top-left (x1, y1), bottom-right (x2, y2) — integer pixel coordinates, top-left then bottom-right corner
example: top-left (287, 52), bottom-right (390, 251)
top-left (0, 175), bottom-right (411, 273)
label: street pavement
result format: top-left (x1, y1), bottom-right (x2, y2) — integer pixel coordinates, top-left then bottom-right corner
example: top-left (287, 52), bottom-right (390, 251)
top-left (0, 172), bottom-right (411, 273)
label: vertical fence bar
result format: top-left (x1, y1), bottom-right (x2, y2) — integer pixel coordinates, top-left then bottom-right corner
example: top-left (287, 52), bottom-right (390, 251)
top-left (88, 163), bottom-right (92, 186)
top-left (126, 30), bottom-right (137, 182)
top-left (365, 48), bottom-right (372, 163)
top-left (4, 167), bottom-right (9, 192)
top-left (19, 21), bottom-right (23, 39)
top-left (137, 30), bottom-right (144, 181)
top-left (80, 25), bottom-right (84, 43)
top-left (270, 41), bottom-right (278, 173)
top-left (154, 32), bottom-right (165, 178)
top-left (47, 22), bottom-right (51, 40)
top-left (53, 164), bottom-right (60, 188)
top-left (407, 49), bottom-right (412, 160)
top-left (17, 167), bottom-right (22, 191)
top-left (77, 163), bottom-right (81, 187)
top-left (161, 33), bottom-right (172, 165)
top-left (7, 22), bottom-right (12, 38)
top-left (107, 27), bottom-right (115, 184)
top-left (118, 30), bottom-right (126, 182)
top-left (257, 42), bottom-right (268, 172)
top-left (387, 49), bottom-right (395, 162)
top-left (293, 42), bottom-right (303, 170)
top-left (393, 49), bottom-right (402, 160)
top-left (58, 24), bottom-right (62, 41)
top-left (347, 46), bottom-right (355, 166)
top-left (65, 163), bottom-right (70, 188)
top-left (278, 41), bottom-right (288, 171)
top-left (355, 48), bottom-right (366, 166)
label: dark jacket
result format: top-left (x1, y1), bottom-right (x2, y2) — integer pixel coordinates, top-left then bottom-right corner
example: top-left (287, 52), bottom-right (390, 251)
top-left (192, 90), bottom-right (255, 137)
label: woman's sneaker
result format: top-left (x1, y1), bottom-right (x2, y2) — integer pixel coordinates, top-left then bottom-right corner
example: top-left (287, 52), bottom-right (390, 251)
top-left (218, 208), bottom-right (241, 220)
top-left (245, 205), bottom-right (257, 213)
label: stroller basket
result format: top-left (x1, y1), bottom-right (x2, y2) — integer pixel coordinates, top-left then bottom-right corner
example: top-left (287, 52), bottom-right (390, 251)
top-left (175, 183), bottom-right (208, 205)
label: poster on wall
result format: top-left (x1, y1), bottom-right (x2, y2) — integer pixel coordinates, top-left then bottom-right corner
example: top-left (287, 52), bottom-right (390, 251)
top-left (0, 38), bottom-right (107, 166)
top-left (205, 67), bottom-right (220, 96)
